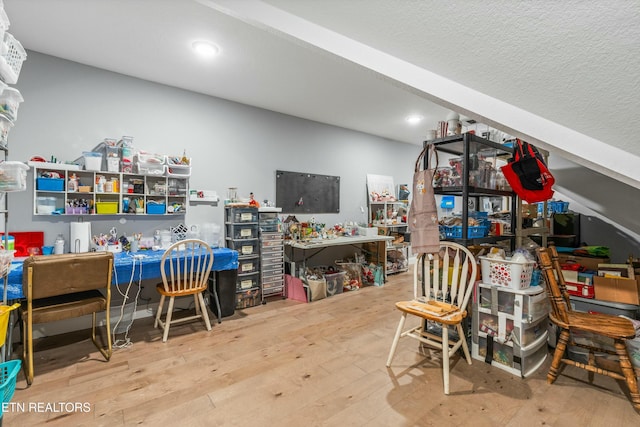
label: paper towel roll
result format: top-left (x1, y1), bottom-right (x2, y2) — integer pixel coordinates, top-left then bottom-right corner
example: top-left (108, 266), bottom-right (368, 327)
top-left (70, 222), bottom-right (92, 253)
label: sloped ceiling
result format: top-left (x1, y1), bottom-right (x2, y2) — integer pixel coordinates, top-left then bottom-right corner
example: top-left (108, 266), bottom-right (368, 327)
top-left (3, 0), bottom-right (640, 234)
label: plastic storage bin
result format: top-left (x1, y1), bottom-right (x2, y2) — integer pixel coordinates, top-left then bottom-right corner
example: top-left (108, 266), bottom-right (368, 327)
top-left (480, 256), bottom-right (535, 290)
top-left (0, 87), bottom-right (23, 120)
top-left (238, 257), bottom-right (259, 274)
top-left (146, 203), bottom-right (166, 214)
top-left (83, 152), bottom-right (103, 171)
top-left (166, 157), bottom-right (191, 177)
top-left (236, 272), bottom-right (259, 292)
top-left (36, 177), bottom-right (64, 191)
top-left (226, 223), bottom-right (258, 240)
top-left (95, 201), bottom-right (118, 214)
top-left (235, 288), bottom-right (261, 309)
top-left (440, 225), bottom-right (488, 239)
top-left (225, 207), bottom-right (258, 223)
top-left (476, 283), bottom-right (549, 322)
top-left (36, 196), bottom-right (56, 214)
top-left (136, 160), bottom-right (165, 175)
top-left (0, 161), bottom-right (28, 191)
top-left (227, 239), bottom-right (259, 256)
top-left (0, 32), bottom-right (26, 85)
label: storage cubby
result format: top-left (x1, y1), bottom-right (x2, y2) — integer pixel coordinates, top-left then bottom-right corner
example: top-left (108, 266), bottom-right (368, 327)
top-left (30, 162), bottom-right (188, 216)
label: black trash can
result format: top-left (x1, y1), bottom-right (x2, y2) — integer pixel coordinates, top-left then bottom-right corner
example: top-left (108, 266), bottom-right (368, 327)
top-left (210, 269), bottom-right (237, 318)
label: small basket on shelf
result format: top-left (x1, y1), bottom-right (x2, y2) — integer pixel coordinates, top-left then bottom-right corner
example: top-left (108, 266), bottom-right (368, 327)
top-left (0, 33), bottom-right (27, 85)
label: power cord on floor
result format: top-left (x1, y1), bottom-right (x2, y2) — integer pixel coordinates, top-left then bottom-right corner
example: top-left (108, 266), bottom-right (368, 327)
top-left (112, 254), bottom-right (144, 349)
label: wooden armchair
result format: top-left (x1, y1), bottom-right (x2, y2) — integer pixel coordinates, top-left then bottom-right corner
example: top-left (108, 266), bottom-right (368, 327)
top-left (537, 246), bottom-right (640, 411)
top-left (20, 252), bottom-right (113, 385)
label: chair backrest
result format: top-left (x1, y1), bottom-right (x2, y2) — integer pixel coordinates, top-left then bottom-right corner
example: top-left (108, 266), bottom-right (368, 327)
top-left (414, 242), bottom-right (478, 309)
top-left (536, 247), bottom-right (571, 325)
top-left (160, 239), bottom-right (213, 293)
top-left (22, 252), bottom-right (114, 300)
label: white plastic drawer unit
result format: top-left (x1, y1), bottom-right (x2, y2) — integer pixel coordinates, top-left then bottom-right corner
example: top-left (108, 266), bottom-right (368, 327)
top-left (474, 334), bottom-right (548, 378)
top-left (477, 283), bottom-right (549, 323)
top-left (477, 311), bottom-right (548, 349)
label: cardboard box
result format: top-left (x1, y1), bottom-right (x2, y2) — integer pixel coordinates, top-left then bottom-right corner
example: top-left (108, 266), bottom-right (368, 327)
top-left (594, 276), bottom-right (640, 305)
top-left (557, 254), bottom-right (610, 271)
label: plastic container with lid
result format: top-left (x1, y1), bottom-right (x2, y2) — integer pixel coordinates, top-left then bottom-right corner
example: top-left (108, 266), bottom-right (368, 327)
top-left (0, 160), bottom-right (28, 191)
top-left (36, 196), bottom-right (56, 214)
top-left (83, 152), bottom-right (102, 171)
top-left (0, 87), bottom-right (22, 121)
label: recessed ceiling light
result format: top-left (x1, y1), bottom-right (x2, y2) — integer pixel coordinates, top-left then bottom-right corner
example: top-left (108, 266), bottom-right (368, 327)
top-left (192, 40), bottom-right (220, 58)
top-left (405, 115), bottom-right (424, 125)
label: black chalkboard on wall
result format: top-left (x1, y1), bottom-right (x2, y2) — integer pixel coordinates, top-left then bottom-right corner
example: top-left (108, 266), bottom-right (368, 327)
top-left (276, 170), bottom-right (340, 214)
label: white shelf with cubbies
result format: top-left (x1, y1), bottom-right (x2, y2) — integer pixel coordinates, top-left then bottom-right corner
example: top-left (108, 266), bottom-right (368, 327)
top-left (30, 162), bottom-right (189, 216)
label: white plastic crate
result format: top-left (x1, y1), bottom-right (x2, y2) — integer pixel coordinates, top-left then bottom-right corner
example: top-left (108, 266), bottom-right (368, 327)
top-left (0, 32), bottom-right (26, 84)
top-left (479, 256), bottom-right (534, 290)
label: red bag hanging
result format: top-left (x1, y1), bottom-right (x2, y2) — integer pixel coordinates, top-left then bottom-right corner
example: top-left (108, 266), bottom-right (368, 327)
top-left (501, 139), bottom-right (555, 203)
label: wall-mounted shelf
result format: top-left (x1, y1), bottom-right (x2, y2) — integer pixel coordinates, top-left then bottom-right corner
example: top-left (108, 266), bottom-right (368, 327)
top-left (32, 163), bottom-right (189, 216)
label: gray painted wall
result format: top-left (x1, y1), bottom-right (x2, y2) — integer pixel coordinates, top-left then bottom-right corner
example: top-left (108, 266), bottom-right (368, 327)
top-left (7, 52), bottom-right (419, 245)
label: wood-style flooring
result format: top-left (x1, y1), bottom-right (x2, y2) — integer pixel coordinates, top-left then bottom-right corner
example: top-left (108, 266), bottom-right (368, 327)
top-left (3, 272), bottom-right (640, 426)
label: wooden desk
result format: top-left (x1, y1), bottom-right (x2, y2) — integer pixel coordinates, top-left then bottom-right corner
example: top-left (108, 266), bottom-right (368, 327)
top-left (284, 235), bottom-right (393, 278)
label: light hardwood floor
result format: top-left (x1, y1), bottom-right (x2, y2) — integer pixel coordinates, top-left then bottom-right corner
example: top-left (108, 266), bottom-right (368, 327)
top-left (4, 272), bottom-right (640, 426)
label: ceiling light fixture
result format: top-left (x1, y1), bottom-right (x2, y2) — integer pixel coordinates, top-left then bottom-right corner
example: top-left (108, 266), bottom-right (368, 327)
top-left (405, 114), bottom-right (423, 125)
top-left (192, 40), bottom-right (220, 58)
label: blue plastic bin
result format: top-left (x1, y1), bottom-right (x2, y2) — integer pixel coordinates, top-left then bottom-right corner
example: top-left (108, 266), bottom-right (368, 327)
top-left (36, 178), bottom-right (64, 191)
top-left (146, 203), bottom-right (166, 214)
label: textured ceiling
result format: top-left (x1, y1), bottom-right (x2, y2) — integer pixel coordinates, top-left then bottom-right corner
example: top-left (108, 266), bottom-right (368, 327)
top-left (264, 0), bottom-right (640, 156)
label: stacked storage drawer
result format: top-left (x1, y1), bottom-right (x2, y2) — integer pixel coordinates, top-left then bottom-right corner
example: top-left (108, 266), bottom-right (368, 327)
top-left (472, 283), bottom-right (550, 377)
top-left (259, 208), bottom-right (284, 301)
top-left (225, 206), bottom-right (261, 309)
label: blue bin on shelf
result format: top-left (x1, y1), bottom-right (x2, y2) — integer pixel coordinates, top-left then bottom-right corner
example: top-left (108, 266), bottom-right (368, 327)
top-left (146, 203), bottom-right (166, 214)
top-left (36, 178), bottom-right (64, 191)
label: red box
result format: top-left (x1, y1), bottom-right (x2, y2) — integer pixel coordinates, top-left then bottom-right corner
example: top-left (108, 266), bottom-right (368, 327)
top-left (565, 281), bottom-right (595, 298)
top-left (285, 274), bottom-right (308, 303)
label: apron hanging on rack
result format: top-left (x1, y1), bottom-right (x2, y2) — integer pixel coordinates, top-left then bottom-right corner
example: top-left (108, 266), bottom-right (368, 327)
top-left (408, 143), bottom-right (440, 254)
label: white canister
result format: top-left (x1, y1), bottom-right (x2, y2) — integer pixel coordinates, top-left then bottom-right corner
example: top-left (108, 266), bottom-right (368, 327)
top-left (54, 234), bottom-right (65, 254)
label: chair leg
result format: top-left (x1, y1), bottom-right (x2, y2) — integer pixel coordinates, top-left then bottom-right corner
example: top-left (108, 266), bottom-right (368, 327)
top-left (24, 314), bottom-right (34, 386)
top-left (457, 323), bottom-right (472, 364)
top-left (91, 312), bottom-right (112, 361)
top-left (162, 297), bottom-right (175, 342)
top-left (154, 295), bottom-right (165, 329)
top-left (442, 324), bottom-right (450, 395)
top-left (194, 294), bottom-right (201, 315)
top-left (386, 313), bottom-right (407, 367)
top-left (198, 293), bottom-right (212, 331)
top-left (548, 329), bottom-right (569, 384)
top-left (614, 340), bottom-right (640, 411)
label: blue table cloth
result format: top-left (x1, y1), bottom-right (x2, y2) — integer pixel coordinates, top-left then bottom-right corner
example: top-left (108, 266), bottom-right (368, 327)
top-left (1, 247), bottom-right (238, 300)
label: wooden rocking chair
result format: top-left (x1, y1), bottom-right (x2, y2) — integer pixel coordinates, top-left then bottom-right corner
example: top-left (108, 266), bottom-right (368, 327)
top-left (537, 246), bottom-right (640, 411)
